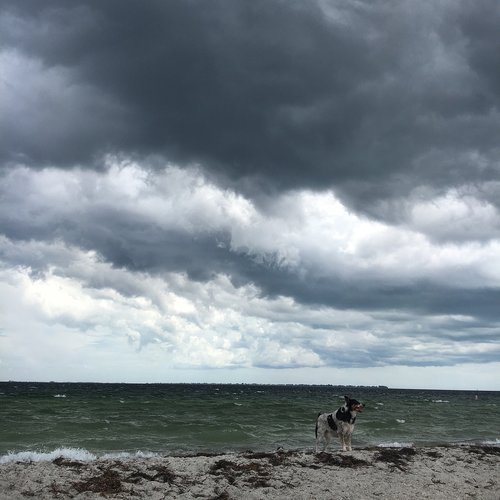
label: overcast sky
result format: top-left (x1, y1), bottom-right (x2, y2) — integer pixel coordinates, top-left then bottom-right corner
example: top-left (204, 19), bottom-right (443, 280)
top-left (1, 0), bottom-right (499, 389)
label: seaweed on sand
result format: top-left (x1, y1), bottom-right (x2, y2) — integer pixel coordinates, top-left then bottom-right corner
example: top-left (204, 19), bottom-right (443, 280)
top-left (209, 459), bottom-right (271, 488)
top-left (73, 466), bottom-right (123, 494)
top-left (467, 445), bottom-right (500, 459)
top-left (375, 447), bottom-right (417, 471)
top-left (52, 456), bottom-right (85, 468)
top-left (126, 464), bottom-right (176, 484)
top-left (242, 449), bottom-right (297, 466)
top-left (315, 452), bottom-right (371, 468)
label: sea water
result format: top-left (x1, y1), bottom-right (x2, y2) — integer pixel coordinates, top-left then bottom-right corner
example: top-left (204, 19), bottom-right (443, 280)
top-left (1, 382), bottom-right (498, 463)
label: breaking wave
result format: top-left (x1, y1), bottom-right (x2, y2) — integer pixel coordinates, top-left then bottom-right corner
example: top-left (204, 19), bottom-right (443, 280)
top-left (0, 448), bottom-right (159, 465)
top-left (378, 442), bottom-right (414, 448)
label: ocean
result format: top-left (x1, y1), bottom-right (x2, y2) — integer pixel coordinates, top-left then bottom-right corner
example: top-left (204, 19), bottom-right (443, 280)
top-left (1, 382), bottom-right (499, 463)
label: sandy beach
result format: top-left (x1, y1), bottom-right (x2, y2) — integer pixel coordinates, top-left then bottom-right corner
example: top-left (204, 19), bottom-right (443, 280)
top-left (1, 445), bottom-right (498, 499)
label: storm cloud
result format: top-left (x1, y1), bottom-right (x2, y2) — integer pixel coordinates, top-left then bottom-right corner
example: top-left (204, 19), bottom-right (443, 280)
top-left (0, 0), bottom-right (499, 387)
top-left (2, 1), bottom-right (499, 201)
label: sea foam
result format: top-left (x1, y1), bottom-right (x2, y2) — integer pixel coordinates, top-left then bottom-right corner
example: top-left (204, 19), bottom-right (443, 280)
top-left (481, 438), bottom-right (500, 446)
top-left (0, 448), bottom-right (163, 464)
top-left (0, 447), bottom-right (96, 464)
top-left (101, 450), bottom-right (159, 460)
top-left (378, 442), bottom-right (413, 448)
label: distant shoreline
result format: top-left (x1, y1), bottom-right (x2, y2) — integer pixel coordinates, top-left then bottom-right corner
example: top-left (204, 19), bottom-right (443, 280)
top-left (6, 380), bottom-right (497, 392)
top-left (3, 380), bottom-right (500, 392)
top-left (3, 380), bottom-right (390, 388)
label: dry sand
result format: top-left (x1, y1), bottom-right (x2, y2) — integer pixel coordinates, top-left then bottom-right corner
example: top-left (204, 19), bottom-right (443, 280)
top-left (1, 445), bottom-right (499, 499)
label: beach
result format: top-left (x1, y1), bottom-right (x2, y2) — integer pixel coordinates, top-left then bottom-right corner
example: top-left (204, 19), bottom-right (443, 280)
top-left (1, 445), bottom-right (499, 499)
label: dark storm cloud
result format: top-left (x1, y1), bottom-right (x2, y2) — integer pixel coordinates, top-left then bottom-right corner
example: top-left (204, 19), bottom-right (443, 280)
top-left (2, 0), bottom-right (499, 207)
top-left (241, 264), bottom-right (500, 323)
top-left (1, 0), bottom-right (500, 370)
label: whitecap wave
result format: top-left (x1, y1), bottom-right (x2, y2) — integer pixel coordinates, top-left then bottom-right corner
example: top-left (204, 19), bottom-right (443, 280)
top-left (481, 438), bottom-right (500, 446)
top-left (378, 442), bottom-right (413, 448)
top-left (53, 394), bottom-right (67, 398)
top-left (396, 419), bottom-right (406, 423)
top-left (432, 400), bottom-right (449, 403)
top-left (0, 448), bottom-right (162, 464)
top-left (101, 450), bottom-right (159, 460)
top-left (0, 447), bottom-right (96, 464)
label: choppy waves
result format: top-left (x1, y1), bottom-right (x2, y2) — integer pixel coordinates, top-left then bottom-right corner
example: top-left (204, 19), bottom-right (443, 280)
top-left (1, 383), bottom-right (500, 457)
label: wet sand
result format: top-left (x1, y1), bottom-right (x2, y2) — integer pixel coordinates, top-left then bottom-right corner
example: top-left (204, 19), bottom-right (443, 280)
top-left (1, 445), bottom-right (499, 499)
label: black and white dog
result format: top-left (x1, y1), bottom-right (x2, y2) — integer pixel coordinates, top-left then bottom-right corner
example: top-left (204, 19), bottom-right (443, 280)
top-left (315, 396), bottom-right (364, 452)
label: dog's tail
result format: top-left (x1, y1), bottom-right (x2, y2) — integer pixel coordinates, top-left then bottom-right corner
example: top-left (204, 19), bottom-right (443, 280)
top-left (315, 412), bottom-right (322, 438)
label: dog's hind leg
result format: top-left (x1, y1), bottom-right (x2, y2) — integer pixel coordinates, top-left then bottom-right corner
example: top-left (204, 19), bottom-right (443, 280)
top-left (346, 432), bottom-right (352, 451)
top-left (339, 433), bottom-right (347, 452)
top-left (314, 429), bottom-right (319, 452)
top-left (315, 431), bottom-right (326, 453)
top-left (315, 437), bottom-right (321, 453)
top-left (324, 431), bottom-right (332, 452)
top-left (315, 429), bottom-right (330, 453)
top-left (315, 414), bottom-right (331, 453)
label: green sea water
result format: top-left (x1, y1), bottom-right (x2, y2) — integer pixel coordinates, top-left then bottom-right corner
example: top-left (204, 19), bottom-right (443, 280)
top-left (1, 382), bottom-right (498, 462)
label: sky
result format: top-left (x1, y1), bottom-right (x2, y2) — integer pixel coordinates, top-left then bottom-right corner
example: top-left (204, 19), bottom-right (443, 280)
top-left (1, 0), bottom-right (499, 390)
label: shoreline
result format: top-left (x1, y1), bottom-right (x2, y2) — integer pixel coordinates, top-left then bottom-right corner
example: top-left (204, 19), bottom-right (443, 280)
top-left (1, 445), bottom-right (499, 499)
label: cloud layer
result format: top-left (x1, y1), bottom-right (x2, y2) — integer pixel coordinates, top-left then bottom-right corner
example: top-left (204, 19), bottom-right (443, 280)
top-left (0, 0), bottom-right (499, 388)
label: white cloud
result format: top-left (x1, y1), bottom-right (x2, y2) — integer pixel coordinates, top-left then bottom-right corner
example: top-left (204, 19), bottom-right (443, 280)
top-left (409, 189), bottom-right (500, 242)
top-left (1, 162), bottom-right (500, 387)
top-left (3, 161), bottom-right (500, 290)
top-left (1, 235), bottom-right (499, 385)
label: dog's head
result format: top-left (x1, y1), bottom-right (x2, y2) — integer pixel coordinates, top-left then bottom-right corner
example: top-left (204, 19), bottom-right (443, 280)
top-left (344, 395), bottom-right (364, 413)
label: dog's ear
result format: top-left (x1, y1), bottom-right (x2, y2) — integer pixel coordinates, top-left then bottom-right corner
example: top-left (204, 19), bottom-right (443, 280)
top-left (344, 395), bottom-right (350, 404)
